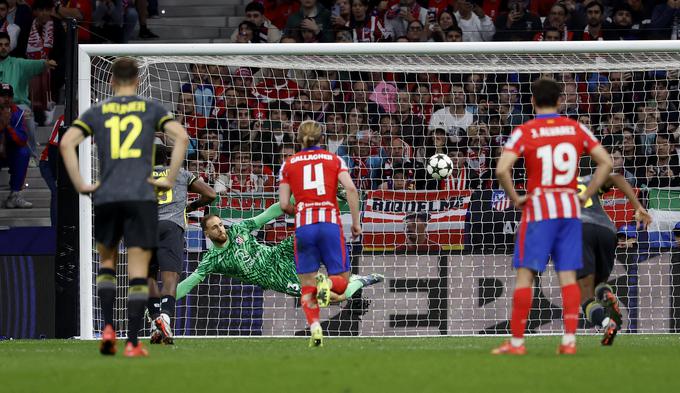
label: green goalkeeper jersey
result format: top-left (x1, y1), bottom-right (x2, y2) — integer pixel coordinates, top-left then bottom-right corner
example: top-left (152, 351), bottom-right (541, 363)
top-left (177, 218), bottom-right (301, 298)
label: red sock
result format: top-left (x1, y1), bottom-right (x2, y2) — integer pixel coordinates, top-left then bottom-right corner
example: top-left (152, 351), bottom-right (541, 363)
top-left (561, 283), bottom-right (581, 335)
top-left (301, 286), bottom-right (320, 326)
top-left (511, 287), bottom-right (532, 339)
top-left (329, 275), bottom-right (348, 294)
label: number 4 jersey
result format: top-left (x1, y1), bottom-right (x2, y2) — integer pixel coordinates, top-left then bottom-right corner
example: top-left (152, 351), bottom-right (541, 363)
top-left (73, 96), bottom-right (174, 206)
top-left (504, 113), bottom-right (600, 222)
top-left (279, 146), bottom-right (348, 228)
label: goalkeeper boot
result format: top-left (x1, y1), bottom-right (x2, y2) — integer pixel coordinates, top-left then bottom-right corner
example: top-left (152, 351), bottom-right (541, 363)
top-left (491, 341), bottom-right (526, 355)
top-left (99, 324), bottom-right (117, 356)
top-left (124, 342), bottom-right (149, 358)
top-left (596, 283), bottom-right (623, 328)
top-left (316, 273), bottom-right (331, 308)
top-left (355, 273), bottom-right (385, 287)
top-left (150, 328), bottom-right (163, 344)
top-left (309, 323), bottom-right (323, 348)
top-left (601, 317), bottom-right (619, 346)
top-left (154, 313), bottom-right (174, 345)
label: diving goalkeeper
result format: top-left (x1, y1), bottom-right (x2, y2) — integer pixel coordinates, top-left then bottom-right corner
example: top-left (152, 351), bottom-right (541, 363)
top-left (176, 205), bottom-right (383, 301)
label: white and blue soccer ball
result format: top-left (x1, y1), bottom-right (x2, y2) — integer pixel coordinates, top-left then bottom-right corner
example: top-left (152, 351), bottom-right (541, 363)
top-left (426, 153), bottom-right (454, 180)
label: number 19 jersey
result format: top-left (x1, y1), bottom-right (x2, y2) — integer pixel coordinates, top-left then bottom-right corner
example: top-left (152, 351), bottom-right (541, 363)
top-left (73, 95), bottom-right (174, 206)
top-left (504, 113), bottom-right (600, 223)
top-left (279, 146), bottom-right (348, 228)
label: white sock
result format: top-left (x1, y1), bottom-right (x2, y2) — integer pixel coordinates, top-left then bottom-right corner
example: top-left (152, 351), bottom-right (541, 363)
top-left (510, 337), bottom-right (524, 347)
top-left (562, 334), bottom-right (576, 345)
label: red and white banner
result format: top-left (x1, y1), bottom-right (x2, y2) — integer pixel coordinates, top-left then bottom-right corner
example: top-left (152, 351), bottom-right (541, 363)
top-left (361, 190), bottom-right (471, 251)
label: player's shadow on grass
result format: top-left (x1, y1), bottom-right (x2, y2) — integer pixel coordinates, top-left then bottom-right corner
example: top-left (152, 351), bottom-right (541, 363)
top-left (294, 293), bottom-right (372, 337)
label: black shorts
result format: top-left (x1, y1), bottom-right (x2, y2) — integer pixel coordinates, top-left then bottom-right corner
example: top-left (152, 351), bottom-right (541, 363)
top-left (149, 220), bottom-right (185, 276)
top-left (578, 223), bottom-right (617, 282)
top-left (94, 201), bottom-right (158, 249)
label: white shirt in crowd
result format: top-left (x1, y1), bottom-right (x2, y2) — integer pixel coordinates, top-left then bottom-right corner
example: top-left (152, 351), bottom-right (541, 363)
top-left (454, 12), bottom-right (495, 42)
top-left (428, 107), bottom-right (474, 142)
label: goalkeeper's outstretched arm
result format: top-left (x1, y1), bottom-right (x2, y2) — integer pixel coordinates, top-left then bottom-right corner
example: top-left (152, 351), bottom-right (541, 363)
top-left (176, 261), bottom-right (211, 300)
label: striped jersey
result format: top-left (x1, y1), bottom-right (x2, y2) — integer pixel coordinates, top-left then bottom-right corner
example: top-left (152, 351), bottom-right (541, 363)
top-left (503, 113), bottom-right (600, 222)
top-left (279, 146), bottom-right (348, 228)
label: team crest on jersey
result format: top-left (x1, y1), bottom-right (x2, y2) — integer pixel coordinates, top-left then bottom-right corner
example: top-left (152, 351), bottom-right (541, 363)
top-left (235, 236), bottom-right (245, 245)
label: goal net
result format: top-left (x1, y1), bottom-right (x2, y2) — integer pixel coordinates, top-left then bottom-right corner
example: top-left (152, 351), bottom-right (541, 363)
top-left (79, 42), bottom-right (680, 339)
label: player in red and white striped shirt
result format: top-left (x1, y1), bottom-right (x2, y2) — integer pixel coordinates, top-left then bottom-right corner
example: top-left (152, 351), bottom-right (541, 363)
top-left (278, 120), bottom-right (362, 347)
top-left (493, 78), bottom-right (612, 355)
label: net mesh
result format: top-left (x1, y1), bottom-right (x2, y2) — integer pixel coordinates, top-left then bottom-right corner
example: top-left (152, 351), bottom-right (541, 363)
top-left (86, 51), bottom-right (680, 337)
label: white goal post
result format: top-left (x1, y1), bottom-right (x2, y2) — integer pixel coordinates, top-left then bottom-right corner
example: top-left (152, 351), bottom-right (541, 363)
top-left (78, 41), bottom-right (680, 339)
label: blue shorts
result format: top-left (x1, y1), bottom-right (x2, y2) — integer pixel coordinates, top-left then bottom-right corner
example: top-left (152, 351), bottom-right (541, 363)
top-left (294, 223), bottom-right (349, 275)
top-left (513, 218), bottom-right (583, 273)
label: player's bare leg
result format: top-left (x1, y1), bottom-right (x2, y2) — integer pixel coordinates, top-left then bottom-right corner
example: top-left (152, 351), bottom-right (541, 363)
top-left (124, 247), bottom-right (151, 357)
top-left (557, 270), bottom-right (580, 355)
top-left (96, 243), bottom-right (118, 356)
top-left (300, 272), bottom-right (323, 347)
top-left (492, 268), bottom-right (534, 355)
top-left (154, 271), bottom-right (178, 345)
top-left (147, 277), bottom-right (163, 344)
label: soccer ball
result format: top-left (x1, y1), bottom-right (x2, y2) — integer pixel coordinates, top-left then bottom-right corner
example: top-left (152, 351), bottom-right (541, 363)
top-left (426, 153), bottom-right (453, 180)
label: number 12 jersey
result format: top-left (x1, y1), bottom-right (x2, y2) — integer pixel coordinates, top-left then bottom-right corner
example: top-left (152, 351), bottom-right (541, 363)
top-left (73, 95), bottom-right (174, 206)
top-left (503, 113), bottom-right (600, 223)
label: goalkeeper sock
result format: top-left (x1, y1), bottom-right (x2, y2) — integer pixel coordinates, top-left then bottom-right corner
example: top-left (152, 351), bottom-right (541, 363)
top-left (344, 280), bottom-right (364, 298)
top-left (300, 286), bottom-right (320, 326)
top-left (561, 283), bottom-right (581, 335)
top-left (510, 286), bottom-right (532, 342)
top-left (329, 275), bottom-right (348, 294)
top-left (148, 297), bottom-right (161, 320)
top-left (127, 278), bottom-right (149, 346)
top-left (582, 298), bottom-right (606, 328)
top-left (96, 268), bottom-right (116, 327)
top-left (160, 295), bottom-right (176, 318)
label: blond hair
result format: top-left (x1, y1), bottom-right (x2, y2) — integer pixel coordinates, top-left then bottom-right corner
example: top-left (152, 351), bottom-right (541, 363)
top-left (297, 120), bottom-right (323, 148)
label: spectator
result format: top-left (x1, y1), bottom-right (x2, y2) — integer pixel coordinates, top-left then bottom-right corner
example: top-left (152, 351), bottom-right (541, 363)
top-left (172, 91), bottom-right (208, 154)
top-left (609, 71), bottom-right (635, 114)
top-left (215, 148), bottom-right (262, 194)
top-left (335, 28), bottom-right (352, 42)
top-left (455, 0), bottom-right (495, 42)
top-left (54, 0), bottom-right (94, 43)
top-left (345, 131), bottom-right (373, 190)
top-left (494, 0), bottom-right (541, 41)
top-left (610, 147), bottom-right (636, 186)
top-left (345, 104), bottom-right (366, 137)
top-left (250, 152), bottom-right (276, 192)
top-left (348, 0), bottom-right (383, 42)
top-left (428, 83), bottom-right (473, 143)
top-left (182, 63), bottom-right (214, 117)
top-left (444, 25), bottom-right (463, 41)
top-left (284, 0), bottom-right (333, 43)
top-left (279, 34), bottom-right (297, 43)
top-left (233, 20), bottom-right (261, 43)
top-left (540, 26), bottom-right (562, 40)
top-left (621, 128), bottom-right (646, 180)
top-left (398, 212), bottom-right (440, 252)
top-left (0, 85), bottom-right (29, 208)
top-left (0, 0), bottom-right (20, 51)
top-left (599, 109), bottom-right (626, 147)
top-left (416, 127), bottom-right (448, 162)
top-left (136, 0), bottom-right (159, 39)
top-left (92, 0), bottom-right (128, 43)
top-left (330, 0), bottom-right (351, 29)
top-left (405, 19), bottom-right (426, 41)
top-left (379, 164), bottom-right (411, 190)
top-left (496, 81), bottom-right (526, 128)
top-left (7, 0), bottom-right (30, 56)
top-left (230, 2), bottom-right (282, 43)
top-left (625, 0), bottom-right (653, 27)
top-left (226, 106), bottom-right (254, 152)
top-left (651, 79), bottom-right (680, 125)
top-left (534, 2), bottom-right (574, 40)
top-left (581, 0), bottom-right (605, 40)
top-left (604, 3), bottom-right (641, 40)
top-left (207, 64), bottom-right (229, 120)
top-left (440, 146), bottom-right (479, 190)
top-left (197, 129), bottom-right (228, 186)
top-left (649, 0), bottom-right (680, 40)
top-left (465, 122), bottom-right (490, 182)
top-left (39, 112), bottom-right (61, 225)
top-left (265, 0), bottom-right (300, 30)
top-left (254, 68), bottom-right (299, 106)
top-left (384, 0), bottom-right (427, 39)
top-left (324, 109), bottom-right (348, 155)
top-left (643, 133), bottom-right (680, 188)
top-left (429, 9), bottom-right (457, 42)
top-left (27, 0), bottom-right (66, 126)
top-left (395, 88), bottom-right (426, 149)
top-left (0, 31), bottom-right (56, 164)
top-left (560, 81), bottom-right (580, 117)
top-left (635, 101), bottom-right (662, 155)
top-left (372, 136), bottom-right (432, 190)
top-left (274, 142), bottom-right (295, 176)
top-left (411, 83), bottom-right (433, 123)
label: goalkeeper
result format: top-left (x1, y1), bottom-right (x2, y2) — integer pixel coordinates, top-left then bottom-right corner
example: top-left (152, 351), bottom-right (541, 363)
top-left (176, 205), bottom-right (383, 302)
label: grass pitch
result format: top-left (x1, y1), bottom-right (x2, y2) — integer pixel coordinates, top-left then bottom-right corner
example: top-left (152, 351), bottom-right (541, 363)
top-left (1, 335), bottom-right (678, 393)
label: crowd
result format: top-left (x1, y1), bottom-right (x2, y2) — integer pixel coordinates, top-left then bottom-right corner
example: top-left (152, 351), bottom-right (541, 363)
top-left (232, 0), bottom-right (680, 44)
